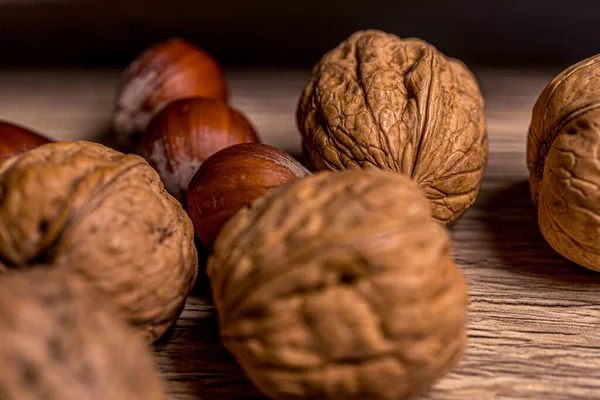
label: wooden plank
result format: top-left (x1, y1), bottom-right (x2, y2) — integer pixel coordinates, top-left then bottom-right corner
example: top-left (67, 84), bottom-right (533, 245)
top-left (4, 66), bottom-right (600, 399)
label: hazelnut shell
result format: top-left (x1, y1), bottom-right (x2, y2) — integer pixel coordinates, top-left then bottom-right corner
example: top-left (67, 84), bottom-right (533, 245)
top-left (138, 97), bottom-right (260, 202)
top-left (187, 143), bottom-right (310, 248)
top-left (0, 120), bottom-right (52, 163)
top-left (114, 38), bottom-right (229, 150)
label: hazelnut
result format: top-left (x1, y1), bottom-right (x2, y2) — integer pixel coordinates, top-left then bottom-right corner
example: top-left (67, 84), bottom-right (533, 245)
top-left (528, 54), bottom-right (600, 270)
top-left (297, 29), bottom-right (487, 225)
top-left (187, 143), bottom-right (310, 248)
top-left (0, 120), bottom-right (52, 163)
top-left (0, 268), bottom-right (167, 400)
top-left (113, 38), bottom-right (229, 150)
top-left (209, 170), bottom-right (468, 400)
top-left (0, 141), bottom-right (198, 343)
top-left (138, 97), bottom-right (260, 202)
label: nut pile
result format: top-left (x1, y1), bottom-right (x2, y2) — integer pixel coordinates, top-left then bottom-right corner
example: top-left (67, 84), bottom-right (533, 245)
top-left (0, 27), bottom-right (594, 400)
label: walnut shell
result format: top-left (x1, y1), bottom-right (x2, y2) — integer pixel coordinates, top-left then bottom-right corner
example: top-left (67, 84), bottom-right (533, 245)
top-left (528, 54), bottom-right (600, 271)
top-left (297, 30), bottom-right (487, 225)
top-left (208, 170), bottom-right (468, 400)
top-left (0, 141), bottom-right (198, 342)
top-left (0, 268), bottom-right (167, 400)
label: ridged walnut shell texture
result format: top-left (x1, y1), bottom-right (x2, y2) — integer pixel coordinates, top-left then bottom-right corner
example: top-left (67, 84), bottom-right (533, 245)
top-left (297, 30), bottom-right (487, 225)
top-left (0, 269), bottom-right (167, 400)
top-left (0, 141), bottom-right (198, 342)
top-left (528, 54), bottom-right (600, 271)
top-left (208, 170), bottom-right (468, 400)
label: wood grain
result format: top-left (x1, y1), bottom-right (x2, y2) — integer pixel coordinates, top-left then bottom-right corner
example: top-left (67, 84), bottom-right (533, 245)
top-left (2, 66), bottom-right (599, 399)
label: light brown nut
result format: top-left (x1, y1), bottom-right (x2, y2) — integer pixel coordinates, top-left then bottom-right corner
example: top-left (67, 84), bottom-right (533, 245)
top-left (0, 268), bottom-right (168, 400)
top-left (528, 54), bottom-right (600, 271)
top-left (297, 29), bottom-right (487, 225)
top-left (0, 141), bottom-right (198, 342)
top-left (208, 170), bottom-right (468, 400)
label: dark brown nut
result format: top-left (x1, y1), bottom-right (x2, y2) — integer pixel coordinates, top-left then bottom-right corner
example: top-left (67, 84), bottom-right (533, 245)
top-left (0, 141), bottom-right (198, 342)
top-left (113, 38), bottom-right (229, 150)
top-left (297, 29), bottom-right (487, 225)
top-left (528, 54), bottom-right (600, 271)
top-left (0, 268), bottom-right (167, 400)
top-left (0, 120), bottom-right (52, 163)
top-left (208, 170), bottom-right (468, 400)
top-left (138, 97), bottom-right (260, 202)
top-left (187, 143), bottom-right (310, 249)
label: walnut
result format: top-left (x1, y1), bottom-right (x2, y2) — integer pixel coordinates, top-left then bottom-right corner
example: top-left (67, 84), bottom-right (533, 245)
top-left (297, 30), bottom-right (487, 225)
top-left (0, 141), bottom-right (198, 342)
top-left (0, 268), bottom-right (167, 400)
top-left (528, 55), bottom-right (600, 271)
top-left (208, 170), bottom-right (468, 400)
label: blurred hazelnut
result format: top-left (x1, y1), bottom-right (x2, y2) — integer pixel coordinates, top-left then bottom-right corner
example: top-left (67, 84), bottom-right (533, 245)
top-left (138, 97), bottom-right (260, 202)
top-left (0, 120), bottom-right (52, 163)
top-left (113, 38), bottom-right (229, 150)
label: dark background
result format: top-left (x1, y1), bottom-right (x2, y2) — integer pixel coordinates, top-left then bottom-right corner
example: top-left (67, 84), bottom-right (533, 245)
top-left (0, 0), bottom-right (598, 68)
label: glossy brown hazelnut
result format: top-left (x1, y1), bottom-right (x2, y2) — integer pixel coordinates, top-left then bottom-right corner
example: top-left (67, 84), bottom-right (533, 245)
top-left (138, 97), bottom-right (260, 203)
top-left (113, 38), bottom-right (229, 150)
top-left (0, 120), bottom-right (52, 163)
top-left (187, 143), bottom-right (311, 248)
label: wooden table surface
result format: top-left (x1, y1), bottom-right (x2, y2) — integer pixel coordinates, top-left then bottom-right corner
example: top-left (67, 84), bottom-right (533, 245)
top-left (1, 67), bottom-right (599, 400)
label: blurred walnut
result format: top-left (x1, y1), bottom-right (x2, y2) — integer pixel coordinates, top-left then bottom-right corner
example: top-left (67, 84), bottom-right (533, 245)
top-left (208, 170), bottom-right (468, 400)
top-left (0, 141), bottom-right (198, 342)
top-left (297, 29), bottom-right (487, 225)
top-left (528, 54), bottom-right (600, 271)
top-left (0, 269), bottom-right (167, 400)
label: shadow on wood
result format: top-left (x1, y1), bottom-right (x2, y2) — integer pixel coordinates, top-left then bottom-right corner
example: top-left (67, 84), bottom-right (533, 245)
top-left (482, 179), bottom-right (600, 283)
top-left (154, 235), bottom-right (264, 399)
top-left (191, 241), bottom-right (213, 299)
top-left (84, 121), bottom-right (122, 152)
top-left (154, 299), bottom-right (264, 400)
